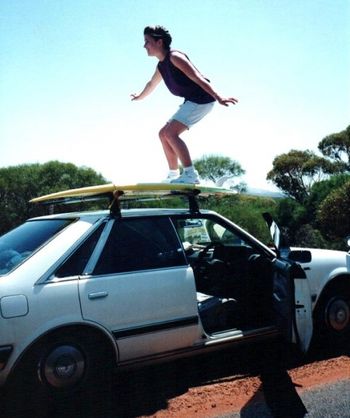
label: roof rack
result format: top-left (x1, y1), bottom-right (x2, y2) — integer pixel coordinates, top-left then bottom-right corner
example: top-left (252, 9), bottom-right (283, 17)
top-left (34, 189), bottom-right (204, 217)
top-left (109, 189), bottom-right (201, 217)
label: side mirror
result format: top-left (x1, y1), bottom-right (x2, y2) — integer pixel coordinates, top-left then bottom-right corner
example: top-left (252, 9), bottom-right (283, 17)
top-left (288, 250), bottom-right (312, 263)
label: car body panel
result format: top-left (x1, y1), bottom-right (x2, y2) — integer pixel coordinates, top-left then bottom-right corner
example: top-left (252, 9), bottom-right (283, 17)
top-left (0, 279), bottom-right (82, 385)
top-left (79, 266), bottom-right (200, 361)
top-left (291, 247), bottom-right (350, 308)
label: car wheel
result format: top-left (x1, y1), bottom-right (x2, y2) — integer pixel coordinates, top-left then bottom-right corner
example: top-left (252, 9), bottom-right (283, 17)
top-left (38, 341), bottom-right (87, 391)
top-left (315, 284), bottom-right (350, 343)
top-left (8, 330), bottom-right (114, 404)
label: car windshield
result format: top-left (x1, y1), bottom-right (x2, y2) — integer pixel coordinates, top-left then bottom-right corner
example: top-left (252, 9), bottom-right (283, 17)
top-left (0, 219), bottom-right (74, 275)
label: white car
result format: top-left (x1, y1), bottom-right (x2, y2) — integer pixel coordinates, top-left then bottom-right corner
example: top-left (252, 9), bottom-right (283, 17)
top-left (264, 212), bottom-right (350, 342)
top-left (0, 198), bottom-right (347, 398)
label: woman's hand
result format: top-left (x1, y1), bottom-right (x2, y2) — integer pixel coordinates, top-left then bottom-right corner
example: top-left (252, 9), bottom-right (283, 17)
top-left (130, 93), bottom-right (141, 101)
top-left (215, 96), bottom-right (239, 106)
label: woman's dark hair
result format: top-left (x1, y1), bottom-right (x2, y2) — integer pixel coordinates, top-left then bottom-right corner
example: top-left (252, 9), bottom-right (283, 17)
top-left (144, 25), bottom-right (172, 50)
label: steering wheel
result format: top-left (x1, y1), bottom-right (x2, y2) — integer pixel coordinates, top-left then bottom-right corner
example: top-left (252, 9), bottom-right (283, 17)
top-left (197, 242), bottom-right (224, 262)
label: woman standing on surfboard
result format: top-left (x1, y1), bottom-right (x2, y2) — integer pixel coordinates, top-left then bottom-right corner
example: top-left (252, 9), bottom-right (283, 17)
top-left (131, 25), bottom-right (238, 184)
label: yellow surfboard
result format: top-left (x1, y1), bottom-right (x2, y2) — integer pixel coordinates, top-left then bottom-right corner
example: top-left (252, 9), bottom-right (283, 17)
top-left (30, 182), bottom-right (235, 203)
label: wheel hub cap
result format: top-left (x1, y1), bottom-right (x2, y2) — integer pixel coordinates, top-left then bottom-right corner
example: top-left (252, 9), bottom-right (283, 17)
top-left (54, 355), bottom-right (77, 378)
top-left (326, 298), bottom-right (350, 332)
top-left (40, 345), bottom-right (85, 389)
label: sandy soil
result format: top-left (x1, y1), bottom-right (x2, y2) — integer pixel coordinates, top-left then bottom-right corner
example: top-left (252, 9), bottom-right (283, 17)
top-left (137, 344), bottom-right (350, 418)
top-left (150, 356), bottom-right (350, 418)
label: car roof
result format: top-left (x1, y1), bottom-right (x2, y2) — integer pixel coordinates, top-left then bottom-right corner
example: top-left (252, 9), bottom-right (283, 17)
top-left (26, 207), bottom-right (277, 258)
top-left (28, 208), bottom-right (215, 222)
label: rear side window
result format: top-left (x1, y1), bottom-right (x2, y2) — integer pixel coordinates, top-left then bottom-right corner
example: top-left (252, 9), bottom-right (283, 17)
top-left (93, 217), bottom-right (186, 275)
top-left (0, 219), bottom-right (74, 275)
top-left (55, 223), bottom-right (105, 278)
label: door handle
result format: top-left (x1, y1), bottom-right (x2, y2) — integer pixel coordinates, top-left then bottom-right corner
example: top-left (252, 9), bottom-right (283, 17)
top-left (88, 291), bottom-right (109, 300)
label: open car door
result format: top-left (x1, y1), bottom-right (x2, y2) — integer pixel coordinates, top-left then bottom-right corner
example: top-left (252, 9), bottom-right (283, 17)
top-left (272, 255), bottom-right (313, 352)
top-left (263, 212), bottom-right (313, 352)
top-left (293, 272), bottom-right (313, 351)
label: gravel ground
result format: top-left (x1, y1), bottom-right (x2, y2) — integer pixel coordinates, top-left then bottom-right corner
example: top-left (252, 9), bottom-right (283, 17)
top-left (223, 378), bottom-right (350, 418)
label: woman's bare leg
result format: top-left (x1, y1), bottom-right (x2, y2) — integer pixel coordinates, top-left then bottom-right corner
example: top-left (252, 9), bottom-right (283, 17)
top-left (159, 120), bottom-right (191, 169)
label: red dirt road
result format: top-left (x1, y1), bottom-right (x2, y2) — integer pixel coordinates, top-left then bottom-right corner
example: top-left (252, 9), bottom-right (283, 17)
top-left (146, 355), bottom-right (350, 418)
top-left (134, 343), bottom-right (350, 418)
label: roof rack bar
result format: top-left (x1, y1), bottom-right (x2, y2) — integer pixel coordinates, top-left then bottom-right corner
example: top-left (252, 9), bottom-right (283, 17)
top-left (170, 190), bottom-right (201, 214)
top-left (109, 190), bottom-right (124, 217)
top-left (187, 192), bottom-right (200, 214)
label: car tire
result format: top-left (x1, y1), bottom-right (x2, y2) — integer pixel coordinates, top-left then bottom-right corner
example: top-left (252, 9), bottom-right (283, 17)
top-left (6, 329), bottom-right (114, 410)
top-left (314, 283), bottom-right (350, 344)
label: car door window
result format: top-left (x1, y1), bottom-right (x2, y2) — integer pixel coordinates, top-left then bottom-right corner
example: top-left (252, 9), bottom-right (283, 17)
top-left (93, 217), bottom-right (186, 275)
top-left (174, 217), bottom-right (245, 247)
top-left (55, 223), bottom-right (106, 278)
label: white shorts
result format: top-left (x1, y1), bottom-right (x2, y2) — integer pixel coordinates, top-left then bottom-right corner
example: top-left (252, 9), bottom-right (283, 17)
top-left (169, 100), bottom-right (215, 129)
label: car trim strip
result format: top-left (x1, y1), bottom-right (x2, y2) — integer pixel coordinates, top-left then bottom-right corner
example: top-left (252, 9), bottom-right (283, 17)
top-left (117, 327), bottom-right (278, 369)
top-left (0, 345), bottom-right (13, 370)
top-left (112, 316), bottom-right (199, 339)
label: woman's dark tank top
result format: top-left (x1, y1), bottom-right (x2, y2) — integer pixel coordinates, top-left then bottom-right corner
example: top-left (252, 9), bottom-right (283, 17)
top-left (157, 50), bottom-right (215, 104)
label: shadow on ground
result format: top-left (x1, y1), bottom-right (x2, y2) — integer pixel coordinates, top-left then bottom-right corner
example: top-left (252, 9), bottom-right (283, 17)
top-left (240, 336), bottom-right (350, 418)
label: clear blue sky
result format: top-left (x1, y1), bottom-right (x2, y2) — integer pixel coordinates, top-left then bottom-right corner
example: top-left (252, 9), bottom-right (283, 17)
top-left (1, 0), bottom-right (349, 189)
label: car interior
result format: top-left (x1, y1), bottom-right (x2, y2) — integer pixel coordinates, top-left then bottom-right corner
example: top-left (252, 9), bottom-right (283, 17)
top-left (173, 216), bottom-right (274, 335)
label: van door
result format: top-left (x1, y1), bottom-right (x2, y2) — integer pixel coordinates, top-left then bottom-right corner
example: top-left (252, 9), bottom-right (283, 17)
top-left (272, 258), bottom-right (313, 352)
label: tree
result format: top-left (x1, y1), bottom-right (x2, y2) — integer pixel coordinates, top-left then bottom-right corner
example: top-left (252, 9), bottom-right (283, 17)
top-left (317, 180), bottom-right (350, 240)
top-left (201, 193), bottom-right (277, 242)
top-left (318, 125), bottom-right (350, 171)
top-left (266, 149), bottom-right (336, 203)
top-left (293, 224), bottom-right (328, 249)
top-left (306, 173), bottom-right (350, 218)
top-left (194, 155), bottom-right (246, 191)
top-left (0, 161), bottom-right (106, 234)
